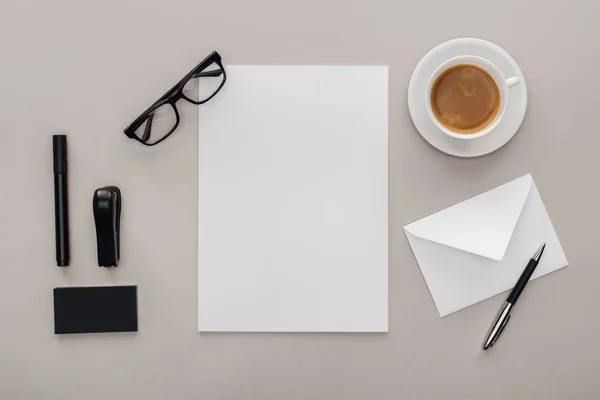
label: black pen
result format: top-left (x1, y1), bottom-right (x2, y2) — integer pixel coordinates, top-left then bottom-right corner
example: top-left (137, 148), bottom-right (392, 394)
top-left (482, 243), bottom-right (546, 350)
top-left (53, 135), bottom-right (70, 266)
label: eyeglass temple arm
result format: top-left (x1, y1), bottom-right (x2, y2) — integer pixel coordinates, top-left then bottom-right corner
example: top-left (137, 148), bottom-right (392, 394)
top-left (142, 114), bottom-right (154, 143)
top-left (192, 69), bottom-right (223, 79)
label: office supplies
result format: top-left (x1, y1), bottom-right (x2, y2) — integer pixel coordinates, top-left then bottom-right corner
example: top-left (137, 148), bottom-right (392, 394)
top-left (197, 65), bottom-right (388, 332)
top-left (483, 244), bottom-right (545, 350)
top-left (408, 38), bottom-right (528, 157)
top-left (93, 186), bottom-right (121, 267)
top-left (124, 51), bottom-right (226, 146)
top-left (52, 134), bottom-right (69, 267)
top-left (53, 286), bottom-right (137, 334)
top-left (403, 174), bottom-right (568, 317)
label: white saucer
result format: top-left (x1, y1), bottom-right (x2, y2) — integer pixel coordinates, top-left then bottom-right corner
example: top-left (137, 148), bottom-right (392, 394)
top-left (408, 38), bottom-right (528, 158)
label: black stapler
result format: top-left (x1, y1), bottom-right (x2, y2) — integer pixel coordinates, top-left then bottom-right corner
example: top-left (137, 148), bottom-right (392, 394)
top-left (93, 186), bottom-right (121, 267)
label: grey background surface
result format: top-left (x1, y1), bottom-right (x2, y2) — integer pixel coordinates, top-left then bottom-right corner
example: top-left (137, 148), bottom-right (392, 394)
top-left (1, 0), bottom-right (599, 399)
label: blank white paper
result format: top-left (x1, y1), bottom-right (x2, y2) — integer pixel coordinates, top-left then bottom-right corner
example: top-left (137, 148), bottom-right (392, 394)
top-left (198, 66), bottom-right (388, 332)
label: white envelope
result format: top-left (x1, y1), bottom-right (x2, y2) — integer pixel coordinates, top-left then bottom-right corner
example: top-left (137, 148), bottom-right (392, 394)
top-left (403, 174), bottom-right (568, 317)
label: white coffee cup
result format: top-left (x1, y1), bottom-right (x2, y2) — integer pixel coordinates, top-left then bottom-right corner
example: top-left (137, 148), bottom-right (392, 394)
top-left (426, 55), bottom-right (520, 140)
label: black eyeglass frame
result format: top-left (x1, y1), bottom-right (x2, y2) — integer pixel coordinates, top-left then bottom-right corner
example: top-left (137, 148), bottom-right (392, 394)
top-left (123, 51), bottom-right (226, 146)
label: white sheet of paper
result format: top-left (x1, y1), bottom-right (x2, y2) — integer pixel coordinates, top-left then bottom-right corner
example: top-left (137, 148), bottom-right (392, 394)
top-left (198, 65), bottom-right (388, 332)
top-left (404, 174), bottom-right (568, 317)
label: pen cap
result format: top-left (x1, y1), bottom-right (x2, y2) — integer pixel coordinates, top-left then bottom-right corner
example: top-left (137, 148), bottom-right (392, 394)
top-left (53, 135), bottom-right (68, 174)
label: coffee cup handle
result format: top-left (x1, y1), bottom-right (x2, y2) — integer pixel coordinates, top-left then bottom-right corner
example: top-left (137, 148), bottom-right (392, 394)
top-left (506, 76), bottom-right (520, 88)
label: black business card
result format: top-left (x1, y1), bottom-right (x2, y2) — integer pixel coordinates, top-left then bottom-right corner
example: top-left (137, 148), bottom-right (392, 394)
top-left (53, 286), bottom-right (138, 334)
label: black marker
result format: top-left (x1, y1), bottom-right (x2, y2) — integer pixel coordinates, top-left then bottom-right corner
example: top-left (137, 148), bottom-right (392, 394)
top-left (53, 135), bottom-right (69, 266)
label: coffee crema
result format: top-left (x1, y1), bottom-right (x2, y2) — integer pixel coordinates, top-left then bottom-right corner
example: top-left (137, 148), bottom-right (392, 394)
top-left (430, 64), bottom-right (500, 134)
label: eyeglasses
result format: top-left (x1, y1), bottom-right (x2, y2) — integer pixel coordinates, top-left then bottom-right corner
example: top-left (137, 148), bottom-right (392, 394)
top-left (123, 51), bottom-right (226, 146)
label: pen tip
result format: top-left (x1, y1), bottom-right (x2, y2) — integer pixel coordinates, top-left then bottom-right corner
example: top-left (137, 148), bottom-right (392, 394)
top-left (533, 243), bottom-right (546, 262)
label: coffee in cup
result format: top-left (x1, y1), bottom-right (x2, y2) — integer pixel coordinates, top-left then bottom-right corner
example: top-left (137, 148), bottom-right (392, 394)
top-left (430, 64), bottom-right (500, 134)
top-left (426, 55), bottom-right (521, 140)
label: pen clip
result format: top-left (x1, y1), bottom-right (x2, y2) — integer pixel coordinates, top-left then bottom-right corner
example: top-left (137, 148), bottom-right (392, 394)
top-left (490, 314), bottom-right (510, 347)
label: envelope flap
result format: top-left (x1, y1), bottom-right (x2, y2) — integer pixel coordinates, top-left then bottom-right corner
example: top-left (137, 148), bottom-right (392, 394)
top-left (404, 175), bottom-right (532, 261)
